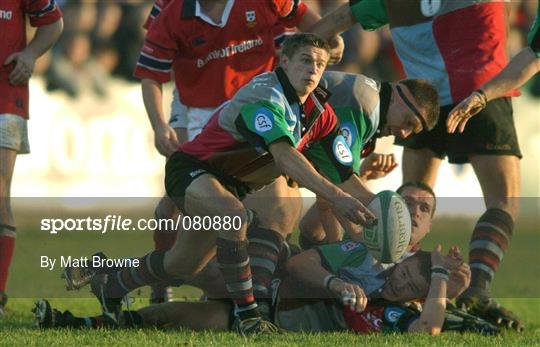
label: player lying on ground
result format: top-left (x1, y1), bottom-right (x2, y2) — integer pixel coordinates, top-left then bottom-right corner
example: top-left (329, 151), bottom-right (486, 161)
top-left (34, 245), bottom-right (498, 335)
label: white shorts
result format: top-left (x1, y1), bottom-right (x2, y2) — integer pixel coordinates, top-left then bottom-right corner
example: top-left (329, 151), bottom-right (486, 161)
top-left (168, 88), bottom-right (218, 141)
top-left (0, 114), bottom-right (30, 154)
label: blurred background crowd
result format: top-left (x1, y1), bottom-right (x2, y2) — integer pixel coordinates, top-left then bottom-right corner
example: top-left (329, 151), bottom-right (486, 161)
top-left (30, 0), bottom-right (540, 99)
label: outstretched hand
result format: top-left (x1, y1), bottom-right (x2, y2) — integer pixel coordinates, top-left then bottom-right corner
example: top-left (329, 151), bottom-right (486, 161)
top-left (446, 91), bottom-right (487, 133)
top-left (359, 153), bottom-right (398, 180)
top-left (431, 245), bottom-right (464, 271)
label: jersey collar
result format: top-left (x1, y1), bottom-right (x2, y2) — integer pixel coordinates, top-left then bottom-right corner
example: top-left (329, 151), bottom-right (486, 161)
top-left (181, 0), bottom-right (235, 28)
top-left (376, 82), bottom-right (391, 136)
top-left (275, 67), bottom-right (332, 107)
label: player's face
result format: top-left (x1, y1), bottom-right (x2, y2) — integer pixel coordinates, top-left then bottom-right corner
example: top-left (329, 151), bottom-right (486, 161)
top-left (383, 257), bottom-right (429, 302)
top-left (281, 46), bottom-right (329, 102)
top-left (382, 84), bottom-right (426, 139)
top-left (400, 187), bottom-right (434, 247)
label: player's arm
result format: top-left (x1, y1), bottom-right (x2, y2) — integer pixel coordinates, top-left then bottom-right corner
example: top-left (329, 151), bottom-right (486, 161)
top-left (141, 78), bottom-right (178, 157)
top-left (447, 47), bottom-right (540, 133)
top-left (269, 140), bottom-right (375, 226)
top-left (408, 245), bottom-right (464, 334)
top-left (135, 4), bottom-right (179, 157)
top-left (311, 0), bottom-right (388, 40)
top-left (286, 248), bottom-right (368, 312)
top-left (5, 19), bottom-right (63, 86)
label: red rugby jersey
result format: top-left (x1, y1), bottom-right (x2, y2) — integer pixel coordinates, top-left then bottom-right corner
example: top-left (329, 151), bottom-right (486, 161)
top-left (134, 0), bottom-right (307, 108)
top-left (0, 0), bottom-right (62, 118)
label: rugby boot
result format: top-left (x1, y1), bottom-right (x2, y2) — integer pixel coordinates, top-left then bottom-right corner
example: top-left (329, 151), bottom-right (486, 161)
top-left (456, 296), bottom-right (524, 332)
top-left (444, 302), bottom-right (500, 335)
top-left (90, 272), bottom-right (124, 325)
top-left (232, 316), bottom-right (282, 336)
top-left (33, 299), bottom-right (118, 329)
top-left (62, 252), bottom-right (108, 291)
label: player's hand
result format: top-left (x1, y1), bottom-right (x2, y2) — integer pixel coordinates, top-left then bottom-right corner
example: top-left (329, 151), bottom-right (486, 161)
top-left (329, 278), bottom-right (368, 313)
top-left (328, 35), bottom-right (344, 65)
top-left (446, 91), bottom-right (487, 133)
top-left (431, 245), bottom-right (464, 271)
top-left (4, 49), bottom-right (37, 86)
top-left (331, 194), bottom-right (377, 228)
top-left (359, 153), bottom-right (398, 180)
top-left (154, 124), bottom-right (179, 157)
top-left (447, 263), bottom-right (471, 299)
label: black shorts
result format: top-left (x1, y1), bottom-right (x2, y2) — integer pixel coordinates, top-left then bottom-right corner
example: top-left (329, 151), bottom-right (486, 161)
top-left (165, 151), bottom-right (251, 212)
top-left (395, 97), bottom-right (522, 164)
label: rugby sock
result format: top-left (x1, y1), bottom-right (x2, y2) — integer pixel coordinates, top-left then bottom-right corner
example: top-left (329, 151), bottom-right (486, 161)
top-left (102, 250), bottom-right (182, 298)
top-left (468, 208), bottom-right (514, 296)
top-left (0, 224), bottom-right (16, 292)
top-left (216, 237), bottom-right (260, 320)
top-left (247, 227), bottom-right (283, 299)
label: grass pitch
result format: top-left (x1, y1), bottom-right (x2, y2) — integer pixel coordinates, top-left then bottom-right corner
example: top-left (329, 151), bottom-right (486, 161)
top-left (1, 215), bottom-right (539, 345)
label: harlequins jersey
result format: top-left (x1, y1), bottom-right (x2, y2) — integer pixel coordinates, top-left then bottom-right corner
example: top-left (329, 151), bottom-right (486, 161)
top-left (350, 0), bottom-right (518, 106)
top-left (179, 67), bottom-right (355, 186)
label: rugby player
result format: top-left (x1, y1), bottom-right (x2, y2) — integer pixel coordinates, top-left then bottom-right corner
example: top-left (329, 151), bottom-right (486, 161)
top-left (298, 71), bottom-right (439, 246)
top-left (62, 33), bottom-right (439, 335)
top-left (138, 0), bottom-right (343, 303)
top-left (0, 0), bottom-right (63, 316)
top-left (311, 0), bottom-right (525, 330)
top-left (35, 245), bottom-right (498, 335)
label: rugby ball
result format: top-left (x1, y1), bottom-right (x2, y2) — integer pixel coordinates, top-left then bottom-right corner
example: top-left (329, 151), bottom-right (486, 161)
top-left (362, 190), bottom-right (412, 264)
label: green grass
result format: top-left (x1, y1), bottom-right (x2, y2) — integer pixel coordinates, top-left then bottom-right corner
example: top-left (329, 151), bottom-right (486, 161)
top-left (1, 212), bottom-right (540, 345)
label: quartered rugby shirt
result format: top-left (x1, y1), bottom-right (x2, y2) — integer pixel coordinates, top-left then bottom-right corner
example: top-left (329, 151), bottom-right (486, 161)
top-left (350, 0), bottom-right (519, 106)
top-left (179, 67), bottom-right (356, 186)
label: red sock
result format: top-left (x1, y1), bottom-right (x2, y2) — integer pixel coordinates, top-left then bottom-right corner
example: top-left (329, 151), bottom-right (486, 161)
top-left (0, 235), bottom-right (16, 292)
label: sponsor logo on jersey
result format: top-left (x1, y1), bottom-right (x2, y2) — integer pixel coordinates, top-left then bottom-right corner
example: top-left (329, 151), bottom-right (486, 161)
top-left (246, 10), bottom-right (257, 27)
top-left (420, 0), bottom-right (441, 17)
top-left (340, 122), bottom-right (356, 147)
top-left (341, 241), bottom-right (361, 252)
top-left (333, 135), bottom-right (353, 166)
top-left (254, 108), bottom-right (273, 133)
top-left (384, 307), bottom-right (405, 323)
top-left (0, 10), bottom-right (13, 20)
top-left (197, 38), bottom-right (264, 68)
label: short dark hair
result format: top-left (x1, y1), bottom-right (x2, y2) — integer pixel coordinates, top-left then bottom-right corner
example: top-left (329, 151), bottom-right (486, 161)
top-left (400, 79), bottom-right (440, 131)
top-left (281, 33), bottom-right (331, 60)
top-left (397, 181), bottom-right (437, 216)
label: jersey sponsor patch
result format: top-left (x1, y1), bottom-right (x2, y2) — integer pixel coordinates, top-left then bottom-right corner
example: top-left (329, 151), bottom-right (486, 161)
top-left (340, 122), bottom-right (357, 147)
top-left (333, 135), bottom-right (353, 166)
top-left (384, 306), bottom-right (406, 323)
top-left (254, 108), bottom-right (274, 133)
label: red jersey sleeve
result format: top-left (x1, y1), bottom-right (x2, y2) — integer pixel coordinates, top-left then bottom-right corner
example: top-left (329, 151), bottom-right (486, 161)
top-left (270, 0), bottom-right (308, 28)
top-left (24, 0), bottom-right (62, 27)
top-left (143, 0), bottom-right (171, 30)
top-left (134, 2), bottom-right (178, 83)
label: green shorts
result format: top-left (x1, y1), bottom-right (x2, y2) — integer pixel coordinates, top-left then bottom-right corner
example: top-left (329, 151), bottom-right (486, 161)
top-left (395, 97), bottom-right (522, 164)
top-left (165, 151), bottom-right (251, 212)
